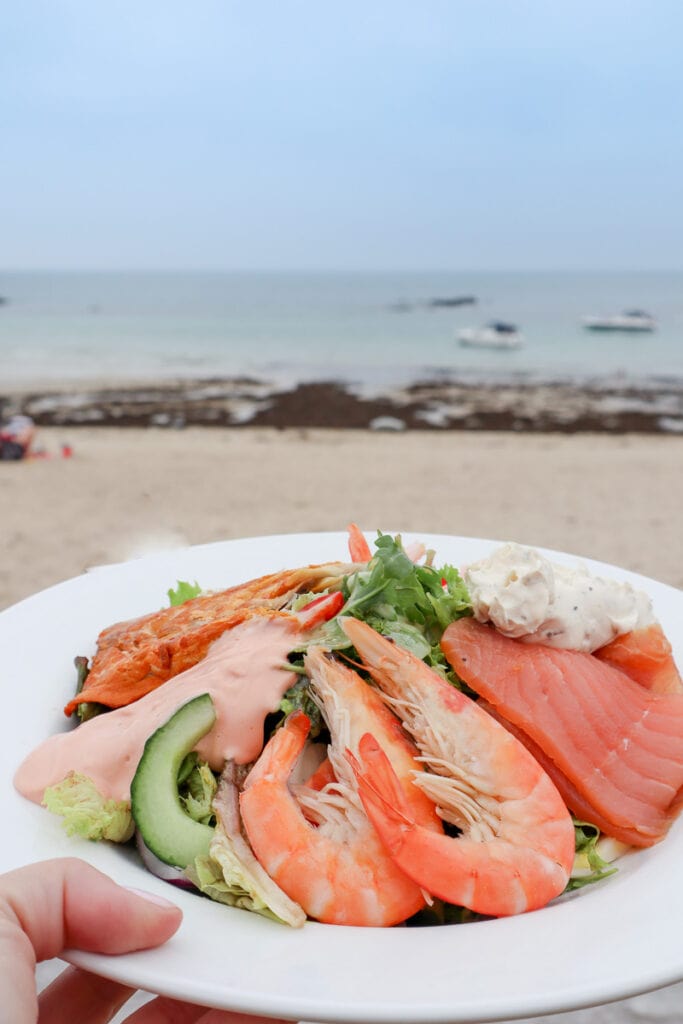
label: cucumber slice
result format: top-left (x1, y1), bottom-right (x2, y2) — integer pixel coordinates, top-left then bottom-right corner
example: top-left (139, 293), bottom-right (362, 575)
top-left (131, 693), bottom-right (217, 867)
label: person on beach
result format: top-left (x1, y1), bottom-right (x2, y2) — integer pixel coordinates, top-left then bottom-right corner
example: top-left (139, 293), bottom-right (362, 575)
top-left (0, 857), bottom-right (286, 1024)
top-left (0, 414), bottom-right (36, 460)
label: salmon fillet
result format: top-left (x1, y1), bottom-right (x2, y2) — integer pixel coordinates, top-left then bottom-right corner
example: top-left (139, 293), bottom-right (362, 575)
top-left (595, 623), bottom-right (683, 694)
top-left (441, 618), bottom-right (683, 847)
top-left (65, 562), bottom-right (352, 717)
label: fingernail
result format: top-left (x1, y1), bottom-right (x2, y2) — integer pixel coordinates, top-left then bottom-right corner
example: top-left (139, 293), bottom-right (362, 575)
top-left (124, 886), bottom-right (179, 909)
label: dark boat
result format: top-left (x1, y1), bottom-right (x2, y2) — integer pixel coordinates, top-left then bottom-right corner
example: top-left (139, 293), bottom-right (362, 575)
top-left (428, 295), bottom-right (477, 308)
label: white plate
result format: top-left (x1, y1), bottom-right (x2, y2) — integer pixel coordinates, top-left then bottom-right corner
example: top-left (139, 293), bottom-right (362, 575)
top-left (2, 532), bottom-right (682, 1023)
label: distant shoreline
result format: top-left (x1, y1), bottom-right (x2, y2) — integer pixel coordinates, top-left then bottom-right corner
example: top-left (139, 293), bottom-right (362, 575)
top-left (2, 372), bottom-right (683, 433)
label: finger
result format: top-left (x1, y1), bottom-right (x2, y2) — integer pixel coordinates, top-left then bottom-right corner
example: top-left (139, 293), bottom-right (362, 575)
top-left (127, 995), bottom-right (289, 1024)
top-left (38, 965), bottom-right (135, 1024)
top-left (124, 996), bottom-right (209, 1023)
top-left (0, 857), bottom-right (182, 960)
top-left (198, 1014), bottom-right (289, 1024)
top-left (0, 857), bottom-right (182, 1024)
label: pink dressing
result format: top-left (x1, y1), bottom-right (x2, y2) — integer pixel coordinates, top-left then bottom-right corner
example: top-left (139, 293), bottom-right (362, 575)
top-left (14, 615), bottom-right (299, 805)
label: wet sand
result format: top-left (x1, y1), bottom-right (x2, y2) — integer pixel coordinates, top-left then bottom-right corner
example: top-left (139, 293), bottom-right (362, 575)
top-left (2, 373), bottom-right (683, 433)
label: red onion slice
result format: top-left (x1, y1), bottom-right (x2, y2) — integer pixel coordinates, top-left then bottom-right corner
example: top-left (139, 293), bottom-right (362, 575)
top-left (135, 830), bottom-right (198, 889)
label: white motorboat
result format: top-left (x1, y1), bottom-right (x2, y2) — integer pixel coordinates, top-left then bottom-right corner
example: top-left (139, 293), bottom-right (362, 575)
top-left (457, 321), bottom-right (523, 350)
top-left (581, 310), bottom-right (657, 332)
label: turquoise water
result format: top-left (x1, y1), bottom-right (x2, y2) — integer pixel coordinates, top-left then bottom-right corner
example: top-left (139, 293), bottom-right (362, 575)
top-left (1, 271), bottom-right (682, 389)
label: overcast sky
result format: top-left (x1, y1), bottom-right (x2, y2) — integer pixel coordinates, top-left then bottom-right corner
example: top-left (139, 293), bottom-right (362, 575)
top-left (3, 1), bottom-right (682, 271)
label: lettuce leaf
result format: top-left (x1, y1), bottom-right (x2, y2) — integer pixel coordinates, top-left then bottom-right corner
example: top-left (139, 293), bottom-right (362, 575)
top-left (43, 772), bottom-right (134, 843)
top-left (177, 754), bottom-right (218, 825)
top-left (185, 791), bottom-right (306, 928)
top-left (167, 580), bottom-right (202, 606)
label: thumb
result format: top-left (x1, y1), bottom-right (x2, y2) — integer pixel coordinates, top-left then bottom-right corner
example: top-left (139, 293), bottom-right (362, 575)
top-left (0, 856), bottom-right (182, 1022)
top-left (0, 856), bottom-right (182, 962)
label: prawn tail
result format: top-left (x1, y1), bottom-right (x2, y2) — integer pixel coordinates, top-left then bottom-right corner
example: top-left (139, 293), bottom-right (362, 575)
top-left (304, 755), bottom-right (337, 791)
top-left (347, 733), bottom-right (417, 857)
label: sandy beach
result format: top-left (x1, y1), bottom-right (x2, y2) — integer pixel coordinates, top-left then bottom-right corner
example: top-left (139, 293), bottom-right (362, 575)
top-left (4, 423), bottom-right (683, 1024)
top-left (2, 425), bottom-right (682, 609)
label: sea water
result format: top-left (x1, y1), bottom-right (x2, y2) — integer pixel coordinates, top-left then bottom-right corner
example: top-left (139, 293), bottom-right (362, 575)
top-left (1, 271), bottom-right (681, 390)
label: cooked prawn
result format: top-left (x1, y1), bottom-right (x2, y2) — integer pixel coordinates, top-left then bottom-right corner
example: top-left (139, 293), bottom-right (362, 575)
top-left (341, 617), bottom-right (576, 917)
top-left (65, 562), bottom-right (353, 716)
top-left (239, 648), bottom-right (442, 926)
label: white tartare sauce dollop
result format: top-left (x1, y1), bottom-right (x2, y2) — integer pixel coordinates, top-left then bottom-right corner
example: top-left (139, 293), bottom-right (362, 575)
top-left (463, 543), bottom-right (654, 652)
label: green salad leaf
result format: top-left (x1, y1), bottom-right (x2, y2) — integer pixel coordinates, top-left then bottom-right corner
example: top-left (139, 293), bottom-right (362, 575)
top-left (43, 772), bottom-right (134, 843)
top-left (186, 824), bottom-right (306, 928)
top-left (177, 754), bottom-right (218, 826)
top-left (343, 534), bottom-right (470, 634)
top-left (278, 677), bottom-right (325, 737)
top-left (340, 533), bottom-right (471, 683)
top-left (565, 819), bottom-right (619, 891)
top-left (167, 580), bottom-right (202, 606)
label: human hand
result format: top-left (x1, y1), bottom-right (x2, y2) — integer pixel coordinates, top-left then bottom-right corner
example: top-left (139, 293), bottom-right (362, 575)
top-left (0, 856), bottom-right (287, 1024)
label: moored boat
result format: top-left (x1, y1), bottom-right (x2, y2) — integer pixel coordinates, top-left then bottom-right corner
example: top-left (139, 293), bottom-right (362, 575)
top-left (457, 321), bottom-right (523, 350)
top-left (581, 310), bottom-right (657, 332)
top-left (429, 295), bottom-right (477, 308)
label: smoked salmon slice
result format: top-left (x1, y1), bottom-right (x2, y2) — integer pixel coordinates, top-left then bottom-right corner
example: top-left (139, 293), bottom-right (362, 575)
top-left (64, 563), bottom-right (351, 717)
top-left (595, 623), bottom-right (683, 694)
top-left (441, 618), bottom-right (683, 848)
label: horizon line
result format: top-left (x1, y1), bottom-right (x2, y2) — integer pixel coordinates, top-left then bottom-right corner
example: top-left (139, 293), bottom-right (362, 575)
top-left (2, 266), bottom-right (682, 276)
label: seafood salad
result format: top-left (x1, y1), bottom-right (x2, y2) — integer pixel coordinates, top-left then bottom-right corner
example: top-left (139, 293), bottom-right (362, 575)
top-left (14, 527), bottom-right (683, 928)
